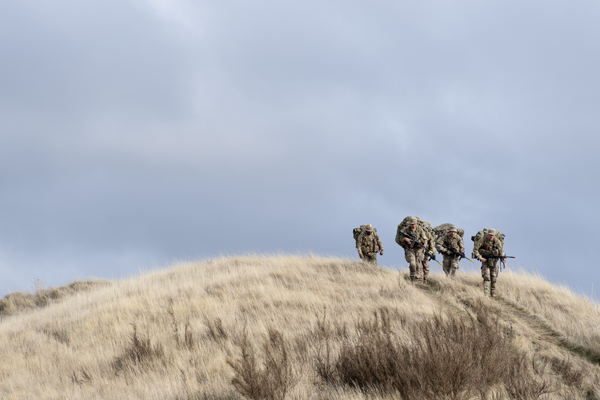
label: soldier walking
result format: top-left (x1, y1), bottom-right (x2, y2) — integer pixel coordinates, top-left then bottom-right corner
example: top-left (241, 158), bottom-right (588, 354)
top-left (420, 221), bottom-right (436, 284)
top-left (396, 217), bottom-right (427, 283)
top-left (473, 229), bottom-right (504, 297)
top-left (357, 224), bottom-right (383, 265)
top-left (435, 225), bottom-right (465, 278)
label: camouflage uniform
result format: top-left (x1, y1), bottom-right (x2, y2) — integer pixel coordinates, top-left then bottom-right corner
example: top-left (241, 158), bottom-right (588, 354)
top-left (420, 222), bottom-right (436, 283)
top-left (396, 217), bottom-right (427, 282)
top-left (357, 225), bottom-right (383, 266)
top-left (435, 226), bottom-right (465, 278)
top-left (473, 229), bottom-right (504, 297)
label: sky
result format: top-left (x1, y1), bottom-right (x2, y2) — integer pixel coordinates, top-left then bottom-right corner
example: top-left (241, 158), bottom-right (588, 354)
top-left (1, 1), bottom-right (599, 297)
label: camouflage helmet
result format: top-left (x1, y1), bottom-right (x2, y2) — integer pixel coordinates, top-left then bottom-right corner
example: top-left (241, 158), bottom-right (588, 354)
top-left (408, 217), bottom-right (418, 225)
top-left (448, 225), bottom-right (458, 233)
top-left (487, 229), bottom-right (497, 236)
top-left (365, 224), bottom-right (374, 232)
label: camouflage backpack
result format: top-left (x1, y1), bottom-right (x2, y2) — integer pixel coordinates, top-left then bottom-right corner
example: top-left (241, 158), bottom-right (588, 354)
top-left (420, 220), bottom-right (435, 237)
top-left (471, 228), bottom-right (505, 258)
top-left (398, 216), bottom-right (430, 231)
top-left (353, 225), bottom-right (377, 243)
top-left (471, 228), bottom-right (505, 245)
top-left (434, 223), bottom-right (465, 239)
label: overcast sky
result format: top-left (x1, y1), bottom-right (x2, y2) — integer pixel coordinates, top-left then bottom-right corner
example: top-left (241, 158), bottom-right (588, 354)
top-left (1, 1), bottom-right (599, 298)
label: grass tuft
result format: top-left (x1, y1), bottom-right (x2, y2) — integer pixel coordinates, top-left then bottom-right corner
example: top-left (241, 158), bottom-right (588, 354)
top-left (228, 327), bottom-right (298, 400)
top-left (113, 323), bottom-right (166, 373)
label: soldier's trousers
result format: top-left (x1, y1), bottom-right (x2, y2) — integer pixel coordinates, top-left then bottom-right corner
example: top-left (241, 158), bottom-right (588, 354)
top-left (362, 253), bottom-right (378, 266)
top-left (420, 255), bottom-right (430, 281)
top-left (443, 255), bottom-right (460, 278)
top-left (405, 248), bottom-right (423, 279)
top-left (481, 260), bottom-right (499, 282)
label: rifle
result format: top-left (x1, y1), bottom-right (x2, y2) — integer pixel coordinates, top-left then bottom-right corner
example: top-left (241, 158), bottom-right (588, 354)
top-left (479, 252), bottom-right (515, 268)
top-left (447, 246), bottom-right (473, 262)
top-left (398, 230), bottom-right (442, 265)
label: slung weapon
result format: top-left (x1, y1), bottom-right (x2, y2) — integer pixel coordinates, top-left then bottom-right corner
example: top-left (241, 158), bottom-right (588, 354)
top-left (447, 246), bottom-right (473, 262)
top-left (398, 230), bottom-right (442, 265)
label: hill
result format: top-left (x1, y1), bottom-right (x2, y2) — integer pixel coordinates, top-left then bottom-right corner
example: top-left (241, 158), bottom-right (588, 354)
top-left (1, 255), bottom-right (599, 399)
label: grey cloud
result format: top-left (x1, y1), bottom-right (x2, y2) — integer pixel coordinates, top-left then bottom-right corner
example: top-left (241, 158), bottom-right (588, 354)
top-left (0, 0), bottom-right (599, 296)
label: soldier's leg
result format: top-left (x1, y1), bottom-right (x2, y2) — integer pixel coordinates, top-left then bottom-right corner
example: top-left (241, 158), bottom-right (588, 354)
top-left (416, 259), bottom-right (423, 282)
top-left (490, 261), bottom-right (499, 297)
top-left (481, 263), bottom-right (491, 295)
top-left (422, 256), bottom-right (430, 283)
top-left (442, 256), bottom-right (451, 276)
top-left (450, 256), bottom-right (460, 278)
top-left (366, 253), bottom-right (377, 266)
top-left (416, 249), bottom-right (425, 282)
top-left (405, 249), bottom-right (418, 282)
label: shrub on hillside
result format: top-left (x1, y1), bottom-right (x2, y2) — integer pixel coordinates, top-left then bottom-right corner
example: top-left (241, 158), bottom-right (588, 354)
top-left (228, 328), bottom-right (298, 400)
top-left (315, 302), bottom-right (553, 400)
top-left (113, 323), bottom-right (166, 373)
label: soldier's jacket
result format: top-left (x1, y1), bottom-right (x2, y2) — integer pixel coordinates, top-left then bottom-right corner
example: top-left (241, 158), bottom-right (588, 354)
top-left (395, 225), bottom-right (427, 250)
top-left (423, 227), bottom-right (436, 252)
top-left (473, 236), bottom-right (504, 261)
top-left (357, 231), bottom-right (383, 255)
top-left (435, 233), bottom-right (465, 255)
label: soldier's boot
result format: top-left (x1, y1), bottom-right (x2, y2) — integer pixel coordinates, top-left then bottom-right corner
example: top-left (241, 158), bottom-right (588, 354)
top-left (490, 281), bottom-right (497, 298)
top-left (422, 274), bottom-right (428, 284)
top-left (483, 281), bottom-right (490, 296)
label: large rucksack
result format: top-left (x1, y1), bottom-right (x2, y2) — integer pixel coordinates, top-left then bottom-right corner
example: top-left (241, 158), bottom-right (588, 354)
top-left (398, 216), bottom-right (431, 231)
top-left (396, 217), bottom-right (434, 247)
top-left (471, 228), bottom-right (505, 245)
top-left (353, 225), bottom-right (377, 246)
top-left (471, 228), bottom-right (505, 259)
top-left (433, 223), bottom-right (465, 239)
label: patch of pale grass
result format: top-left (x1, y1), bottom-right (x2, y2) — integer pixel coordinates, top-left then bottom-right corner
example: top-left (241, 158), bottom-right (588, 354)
top-left (0, 255), bottom-right (439, 399)
top-left (497, 269), bottom-right (600, 354)
top-left (2, 255), bottom-right (600, 399)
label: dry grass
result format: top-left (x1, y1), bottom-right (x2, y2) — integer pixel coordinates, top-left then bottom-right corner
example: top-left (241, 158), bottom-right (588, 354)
top-left (0, 279), bottom-right (109, 318)
top-left (0, 255), bottom-right (599, 399)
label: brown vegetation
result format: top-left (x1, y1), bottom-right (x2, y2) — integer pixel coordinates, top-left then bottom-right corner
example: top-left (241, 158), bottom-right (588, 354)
top-left (0, 255), bottom-right (599, 399)
top-left (0, 279), bottom-right (109, 317)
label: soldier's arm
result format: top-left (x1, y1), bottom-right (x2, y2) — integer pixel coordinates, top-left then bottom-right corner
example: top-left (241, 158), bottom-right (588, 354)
top-left (459, 237), bottom-right (465, 253)
top-left (496, 239), bottom-right (504, 256)
top-left (395, 226), bottom-right (404, 246)
top-left (435, 235), bottom-right (446, 253)
top-left (419, 229), bottom-right (427, 246)
top-left (376, 233), bottom-right (383, 251)
top-left (473, 240), bottom-right (483, 260)
top-left (356, 232), bottom-right (364, 256)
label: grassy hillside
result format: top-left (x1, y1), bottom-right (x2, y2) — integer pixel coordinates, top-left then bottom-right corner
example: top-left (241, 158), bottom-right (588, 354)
top-left (1, 255), bottom-right (600, 399)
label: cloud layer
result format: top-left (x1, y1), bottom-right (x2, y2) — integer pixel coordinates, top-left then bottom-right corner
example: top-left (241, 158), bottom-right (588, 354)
top-left (1, 1), bottom-right (599, 296)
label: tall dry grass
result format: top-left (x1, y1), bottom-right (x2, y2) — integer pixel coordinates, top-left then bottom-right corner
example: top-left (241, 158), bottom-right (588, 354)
top-left (0, 255), bottom-right (599, 399)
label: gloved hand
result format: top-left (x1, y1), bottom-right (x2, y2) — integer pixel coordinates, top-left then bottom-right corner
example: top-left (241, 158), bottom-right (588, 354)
top-left (359, 253), bottom-right (364, 259)
top-left (380, 249), bottom-right (384, 256)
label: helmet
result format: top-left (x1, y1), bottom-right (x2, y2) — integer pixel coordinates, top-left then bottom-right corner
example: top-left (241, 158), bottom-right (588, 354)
top-left (365, 224), bottom-right (374, 232)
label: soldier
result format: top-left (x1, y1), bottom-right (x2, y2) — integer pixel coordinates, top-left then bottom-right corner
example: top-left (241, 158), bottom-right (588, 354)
top-left (420, 221), bottom-right (436, 284)
top-left (435, 225), bottom-right (465, 278)
top-left (473, 229), bottom-right (504, 297)
top-left (396, 217), bottom-right (428, 283)
top-left (357, 224), bottom-right (383, 265)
